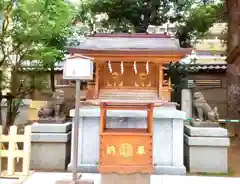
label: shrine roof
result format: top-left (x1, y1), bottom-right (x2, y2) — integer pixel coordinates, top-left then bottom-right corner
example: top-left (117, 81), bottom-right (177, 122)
top-left (67, 33), bottom-right (189, 53)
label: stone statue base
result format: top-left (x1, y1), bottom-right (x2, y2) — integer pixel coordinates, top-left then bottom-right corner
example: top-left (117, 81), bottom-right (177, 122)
top-left (184, 125), bottom-right (230, 173)
top-left (190, 120), bottom-right (220, 128)
top-left (38, 117), bottom-right (66, 124)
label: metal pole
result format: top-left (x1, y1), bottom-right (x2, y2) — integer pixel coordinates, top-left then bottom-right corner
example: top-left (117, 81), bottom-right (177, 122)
top-left (72, 80), bottom-right (81, 181)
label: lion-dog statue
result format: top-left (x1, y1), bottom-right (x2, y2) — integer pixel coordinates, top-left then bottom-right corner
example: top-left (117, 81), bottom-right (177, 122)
top-left (193, 92), bottom-right (219, 122)
top-left (38, 89), bottom-right (65, 119)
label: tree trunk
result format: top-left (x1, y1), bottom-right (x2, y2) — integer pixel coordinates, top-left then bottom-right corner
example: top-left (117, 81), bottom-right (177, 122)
top-left (50, 65), bottom-right (55, 92)
top-left (4, 69), bottom-right (18, 134)
top-left (30, 74), bottom-right (36, 99)
top-left (0, 71), bottom-right (3, 126)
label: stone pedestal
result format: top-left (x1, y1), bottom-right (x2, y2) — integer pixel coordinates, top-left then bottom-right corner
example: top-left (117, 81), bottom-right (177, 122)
top-left (184, 125), bottom-right (230, 173)
top-left (101, 174), bottom-right (150, 184)
top-left (181, 89), bottom-right (192, 119)
top-left (30, 122), bottom-right (72, 170)
top-left (68, 105), bottom-right (186, 175)
top-left (38, 118), bottom-right (66, 124)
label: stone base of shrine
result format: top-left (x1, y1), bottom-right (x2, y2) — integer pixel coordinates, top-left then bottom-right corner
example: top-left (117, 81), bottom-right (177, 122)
top-left (68, 164), bottom-right (99, 173)
top-left (101, 173), bottom-right (150, 184)
top-left (154, 165), bottom-right (186, 175)
top-left (184, 125), bottom-right (230, 173)
top-left (68, 164), bottom-right (186, 175)
top-left (68, 105), bottom-right (186, 176)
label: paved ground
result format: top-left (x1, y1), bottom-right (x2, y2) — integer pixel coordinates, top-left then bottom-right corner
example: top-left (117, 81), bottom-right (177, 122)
top-left (0, 178), bottom-right (18, 184)
top-left (22, 172), bottom-right (240, 184)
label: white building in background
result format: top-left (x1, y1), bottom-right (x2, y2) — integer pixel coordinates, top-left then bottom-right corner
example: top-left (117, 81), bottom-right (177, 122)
top-left (148, 23), bottom-right (227, 67)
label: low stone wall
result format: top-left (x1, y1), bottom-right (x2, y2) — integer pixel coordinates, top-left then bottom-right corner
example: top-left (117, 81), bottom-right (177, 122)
top-left (30, 122), bottom-right (72, 170)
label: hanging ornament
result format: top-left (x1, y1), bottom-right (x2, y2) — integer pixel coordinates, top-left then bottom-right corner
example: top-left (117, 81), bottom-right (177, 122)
top-left (133, 61), bottom-right (137, 74)
top-left (146, 61), bottom-right (149, 74)
top-left (121, 61), bottom-right (124, 74)
top-left (108, 61), bottom-right (112, 73)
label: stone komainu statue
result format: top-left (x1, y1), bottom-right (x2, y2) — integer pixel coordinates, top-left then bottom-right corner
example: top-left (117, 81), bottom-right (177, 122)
top-left (38, 89), bottom-right (65, 119)
top-left (192, 92), bottom-right (219, 122)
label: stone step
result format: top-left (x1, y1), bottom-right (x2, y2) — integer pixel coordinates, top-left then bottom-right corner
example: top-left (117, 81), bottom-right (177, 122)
top-left (99, 94), bottom-right (158, 97)
top-left (99, 91), bottom-right (158, 95)
top-left (99, 95), bottom-right (158, 98)
top-left (99, 94), bottom-right (158, 101)
top-left (99, 89), bottom-right (158, 100)
top-left (99, 89), bottom-right (157, 93)
top-left (99, 97), bottom-right (159, 100)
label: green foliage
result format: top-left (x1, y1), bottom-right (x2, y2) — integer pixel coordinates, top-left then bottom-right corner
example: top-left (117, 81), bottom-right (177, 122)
top-left (0, 0), bottom-right (74, 68)
top-left (167, 57), bottom-right (198, 104)
top-left (0, 0), bottom-right (74, 91)
top-left (76, 0), bottom-right (194, 32)
top-left (75, 0), bottom-right (225, 47)
top-left (0, 0), bottom-right (74, 129)
top-left (168, 60), bottom-right (197, 90)
top-left (177, 0), bottom-right (225, 47)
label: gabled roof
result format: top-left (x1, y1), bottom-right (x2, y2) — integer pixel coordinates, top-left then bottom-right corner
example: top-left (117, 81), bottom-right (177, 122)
top-left (67, 33), bottom-right (189, 53)
top-left (67, 54), bottom-right (93, 60)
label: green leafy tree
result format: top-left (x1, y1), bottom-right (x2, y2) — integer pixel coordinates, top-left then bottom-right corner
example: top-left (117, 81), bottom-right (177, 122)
top-left (76, 0), bottom-right (193, 33)
top-left (36, 0), bottom-right (74, 92)
top-left (75, 0), bottom-right (225, 48)
top-left (0, 0), bottom-right (74, 132)
top-left (177, 0), bottom-right (225, 47)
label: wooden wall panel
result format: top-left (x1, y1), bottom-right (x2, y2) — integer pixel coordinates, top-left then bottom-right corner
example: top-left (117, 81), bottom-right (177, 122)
top-left (99, 133), bottom-right (152, 173)
top-left (103, 62), bottom-right (157, 89)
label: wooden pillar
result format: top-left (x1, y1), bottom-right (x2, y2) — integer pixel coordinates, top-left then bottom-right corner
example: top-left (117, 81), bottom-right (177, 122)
top-left (158, 65), bottom-right (163, 100)
top-left (94, 62), bottom-right (100, 99)
top-left (147, 103), bottom-right (154, 134)
top-left (100, 103), bottom-right (106, 133)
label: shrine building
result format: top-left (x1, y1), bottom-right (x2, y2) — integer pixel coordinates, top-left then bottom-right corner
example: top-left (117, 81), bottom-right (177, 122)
top-left (67, 33), bottom-right (191, 102)
top-left (66, 33), bottom-right (192, 176)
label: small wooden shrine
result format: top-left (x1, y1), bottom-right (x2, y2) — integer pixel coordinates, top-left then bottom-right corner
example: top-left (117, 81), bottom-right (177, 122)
top-left (68, 33), bottom-right (191, 102)
top-left (67, 33), bottom-right (191, 176)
